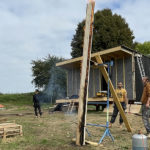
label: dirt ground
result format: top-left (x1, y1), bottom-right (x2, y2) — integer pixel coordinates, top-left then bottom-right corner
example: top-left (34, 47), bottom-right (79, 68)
top-left (0, 106), bottom-right (150, 150)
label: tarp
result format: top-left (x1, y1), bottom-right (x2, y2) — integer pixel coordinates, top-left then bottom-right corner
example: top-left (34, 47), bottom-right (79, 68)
top-left (0, 104), bottom-right (5, 108)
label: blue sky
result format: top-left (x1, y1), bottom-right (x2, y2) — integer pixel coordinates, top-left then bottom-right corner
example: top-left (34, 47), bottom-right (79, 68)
top-left (0, 0), bottom-right (150, 93)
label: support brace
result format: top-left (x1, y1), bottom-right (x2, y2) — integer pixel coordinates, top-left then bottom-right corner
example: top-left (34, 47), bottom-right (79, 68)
top-left (95, 55), bottom-right (132, 132)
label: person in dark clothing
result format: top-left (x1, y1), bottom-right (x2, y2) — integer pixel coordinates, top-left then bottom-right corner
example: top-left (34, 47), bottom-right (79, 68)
top-left (33, 89), bottom-right (42, 117)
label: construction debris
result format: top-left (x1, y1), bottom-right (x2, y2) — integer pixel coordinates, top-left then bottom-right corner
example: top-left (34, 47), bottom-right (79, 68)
top-left (0, 123), bottom-right (23, 141)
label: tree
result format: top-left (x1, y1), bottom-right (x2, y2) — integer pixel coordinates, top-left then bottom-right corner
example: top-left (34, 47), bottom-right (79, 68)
top-left (71, 9), bottom-right (135, 58)
top-left (31, 55), bottom-right (66, 88)
top-left (135, 41), bottom-right (150, 55)
top-left (31, 55), bottom-right (67, 103)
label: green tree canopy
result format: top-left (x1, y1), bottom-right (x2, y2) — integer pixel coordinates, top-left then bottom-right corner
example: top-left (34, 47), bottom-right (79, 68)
top-left (71, 9), bottom-right (135, 58)
top-left (31, 55), bottom-right (67, 102)
top-left (31, 55), bottom-right (66, 88)
top-left (135, 41), bottom-right (150, 55)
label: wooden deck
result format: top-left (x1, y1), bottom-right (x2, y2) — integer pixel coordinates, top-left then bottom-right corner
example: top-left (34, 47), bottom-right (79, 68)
top-left (56, 97), bottom-right (113, 104)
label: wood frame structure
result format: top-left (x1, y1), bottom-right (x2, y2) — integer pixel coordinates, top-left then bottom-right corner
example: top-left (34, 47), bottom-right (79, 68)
top-left (56, 45), bottom-right (137, 102)
top-left (56, 97), bottom-right (113, 103)
top-left (0, 123), bottom-right (23, 141)
top-left (56, 46), bottom-right (132, 68)
top-left (95, 55), bottom-right (132, 132)
top-left (56, 44), bottom-right (150, 104)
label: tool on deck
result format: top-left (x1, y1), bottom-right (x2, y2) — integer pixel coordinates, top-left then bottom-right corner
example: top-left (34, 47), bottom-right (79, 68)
top-left (96, 91), bottom-right (107, 97)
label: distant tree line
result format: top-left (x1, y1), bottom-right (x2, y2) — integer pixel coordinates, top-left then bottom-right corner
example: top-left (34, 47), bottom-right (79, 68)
top-left (135, 41), bottom-right (150, 56)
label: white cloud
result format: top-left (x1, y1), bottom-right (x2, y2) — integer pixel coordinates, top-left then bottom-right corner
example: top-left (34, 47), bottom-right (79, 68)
top-left (112, 0), bottom-right (150, 42)
top-left (0, 0), bottom-right (150, 93)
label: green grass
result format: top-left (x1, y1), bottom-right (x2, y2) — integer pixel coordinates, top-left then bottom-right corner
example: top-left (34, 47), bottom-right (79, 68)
top-left (0, 93), bottom-right (148, 150)
top-left (0, 93), bottom-right (33, 106)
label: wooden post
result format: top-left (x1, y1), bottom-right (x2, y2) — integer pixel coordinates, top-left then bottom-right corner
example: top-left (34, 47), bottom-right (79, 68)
top-left (123, 56), bottom-right (126, 88)
top-left (95, 55), bottom-right (132, 132)
top-left (20, 125), bottom-right (23, 136)
top-left (72, 68), bottom-right (74, 96)
top-left (3, 128), bottom-right (6, 141)
top-left (76, 0), bottom-right (95, 146)
top-left (99, 68), bottom-right (101, 91)
top-left (93, 68), bottom-right (95, 96)
top-left (115, 59), bottom-right (118, 89)
top-left (132, 54), bottom-right (136, 100)
top-left (66, 71), bottom-right (68, 97)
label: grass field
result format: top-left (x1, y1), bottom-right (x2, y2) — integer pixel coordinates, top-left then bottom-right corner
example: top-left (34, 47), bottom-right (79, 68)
top-left (0, 93), bottom-right (33, 107)
top-left (0, 93), bottom-right (149, 150)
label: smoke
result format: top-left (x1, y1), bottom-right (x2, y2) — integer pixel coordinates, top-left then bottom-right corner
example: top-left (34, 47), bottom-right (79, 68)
top-left (42, 65), bottom-right (67, 104)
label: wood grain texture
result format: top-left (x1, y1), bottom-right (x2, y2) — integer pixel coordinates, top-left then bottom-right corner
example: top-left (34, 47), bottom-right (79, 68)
top-left (76, 1), bottom-right (95, 146)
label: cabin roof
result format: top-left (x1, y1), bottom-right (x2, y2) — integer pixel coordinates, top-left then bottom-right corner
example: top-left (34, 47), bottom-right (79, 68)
top-left (56, 45), bottom-right (139, 69)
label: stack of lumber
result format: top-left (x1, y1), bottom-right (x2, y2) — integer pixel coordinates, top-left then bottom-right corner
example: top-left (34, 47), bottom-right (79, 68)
top-left (0, 118), bottom-right (7, 123)
top-left (0, 123), bottom-right (22, 140)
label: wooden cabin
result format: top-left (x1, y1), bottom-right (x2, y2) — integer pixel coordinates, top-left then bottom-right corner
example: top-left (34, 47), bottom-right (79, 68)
top-left (56, 45), bottom-right (150, 105)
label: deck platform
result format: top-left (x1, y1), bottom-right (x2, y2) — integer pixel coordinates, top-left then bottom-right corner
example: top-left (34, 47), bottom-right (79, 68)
top-left (56, 97), bottom-right (113, 104)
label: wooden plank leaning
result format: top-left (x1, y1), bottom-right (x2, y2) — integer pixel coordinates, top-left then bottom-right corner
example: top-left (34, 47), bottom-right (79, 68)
top-left (95, 55), bottom-right (132, 132)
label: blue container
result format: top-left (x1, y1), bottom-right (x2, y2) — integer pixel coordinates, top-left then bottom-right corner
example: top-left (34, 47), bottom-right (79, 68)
top-left (132, 134), bottom-right (148, 150)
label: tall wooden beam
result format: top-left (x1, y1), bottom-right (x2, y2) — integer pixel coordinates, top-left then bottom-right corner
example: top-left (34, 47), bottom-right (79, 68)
top-left (115, 59), bottom-right (118, 89)
top-left (76, 0), bottom-right (95, 146)
top-left (132, 53), bottom-right (136, 100)
top-left (95, 55), bottom-right (132, 132)
top-left (123, 56), bottom-right (126, 88)
top-left (66, 71), bottom-right (68, 97)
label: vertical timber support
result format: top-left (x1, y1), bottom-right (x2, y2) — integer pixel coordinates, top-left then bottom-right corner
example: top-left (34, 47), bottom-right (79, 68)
top-left (115, 59), bottom-right (118, 89)
top-left (123, 56), bottom-right (126, 89)
top-left (72, 68), bottom-right (74, 96)
top-left (76, 0), bottom-right (95, 146)
top-left (132, 53), bottom-right (136, 100)
top-left (93, 68), bottom-right (95, 96)
top-left (99, 68), bottom-right (101, 91)
top-left (95, 55), bottom-right (132, 132)
top-left (66, 71), bottom-right (68, 97)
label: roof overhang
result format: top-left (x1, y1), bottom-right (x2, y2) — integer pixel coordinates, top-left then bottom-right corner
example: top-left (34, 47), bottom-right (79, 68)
top-left (56, 46), bottom-right (133, 69)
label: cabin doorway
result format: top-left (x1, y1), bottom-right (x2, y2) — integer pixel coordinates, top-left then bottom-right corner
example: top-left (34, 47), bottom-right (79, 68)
top-left (101, 76), bottom-right (107, 91)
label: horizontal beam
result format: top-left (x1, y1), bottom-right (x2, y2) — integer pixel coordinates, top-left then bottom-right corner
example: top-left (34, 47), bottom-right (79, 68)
top-left (56, 46), bottom-right (125, 67)
top-left (56, 97), bottom-right (113, 104)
